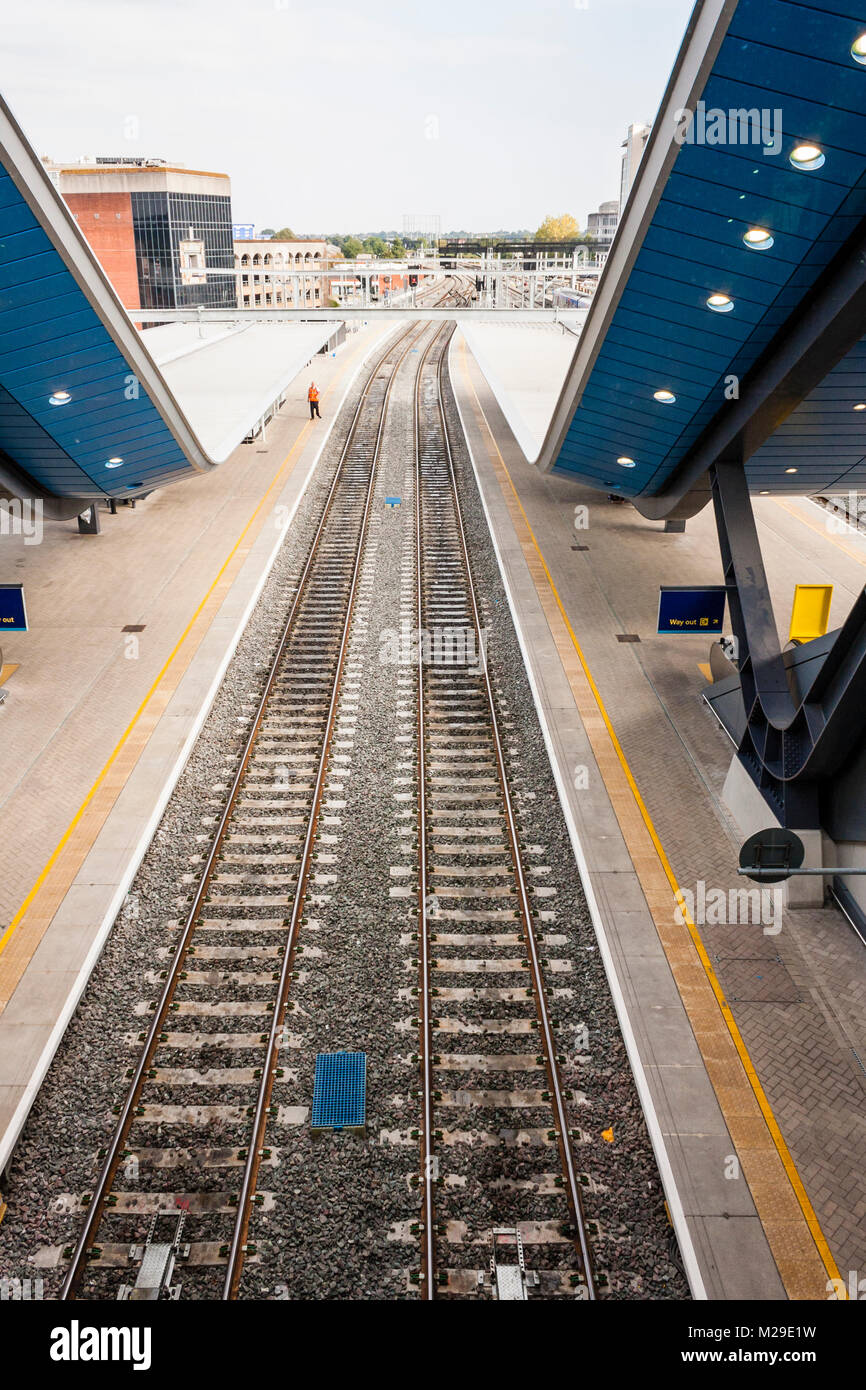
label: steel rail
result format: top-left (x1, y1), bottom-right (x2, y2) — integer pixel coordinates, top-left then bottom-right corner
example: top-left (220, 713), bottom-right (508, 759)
top-left (416, 323), bottom-right (597, 1300)
top-left (412, 323), bottom-right (454, 1301)
top-left (220, 320), bottom-right (434, 1297)
top-left (59, 320), bottom-right (423, 1301)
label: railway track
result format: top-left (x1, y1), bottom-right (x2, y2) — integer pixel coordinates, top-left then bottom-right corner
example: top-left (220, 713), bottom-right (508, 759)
top-left (57, 292), bottom-right (598, 1302)
top-left (419, 274), bottom-right (474, 307)
top-left (59, 318), bottom-right (430, 1301)
top-left (412, 326), bottom-right (596, 1300)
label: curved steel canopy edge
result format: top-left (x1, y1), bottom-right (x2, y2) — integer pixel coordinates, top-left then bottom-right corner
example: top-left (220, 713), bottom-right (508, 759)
top-left (537, 0), bottom-right (866, 516)
top-left (0, 93), bottom-right (220, 513)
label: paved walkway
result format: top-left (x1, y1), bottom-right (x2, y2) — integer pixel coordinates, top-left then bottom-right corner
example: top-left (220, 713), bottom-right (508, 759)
top-left (0, 321), bottom-right (389, 1171)
top-left (452, 331), bottom-right (866, 1300)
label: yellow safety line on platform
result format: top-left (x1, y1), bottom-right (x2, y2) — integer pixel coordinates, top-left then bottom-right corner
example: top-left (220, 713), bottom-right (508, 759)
top-left (0, 422), bottom-right (306, 964)
top-left (459, 340), bottom-right (844, 1299)
top-left (772, 496), bottom-right (866, 568)
top-left (0, 344), bottom-right (363, 973)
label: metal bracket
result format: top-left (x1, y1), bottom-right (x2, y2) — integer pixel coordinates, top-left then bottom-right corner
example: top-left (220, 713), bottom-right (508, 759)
top-left (120, 1209), bottom-right (188, 1301)
top-left (712, 455), bottom-right (866, 831)
top-left (739, 826), bottom-right (866, 881)
top-left (711, 460), bottom-right (818, 826)
top-left (77, 504), bottom-right (101, 535)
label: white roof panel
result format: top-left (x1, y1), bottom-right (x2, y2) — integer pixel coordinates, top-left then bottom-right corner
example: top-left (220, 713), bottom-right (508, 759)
top-left (140, 322), bottom-right (342, 461)
top-left (458, 320), bottom-right (580, 463)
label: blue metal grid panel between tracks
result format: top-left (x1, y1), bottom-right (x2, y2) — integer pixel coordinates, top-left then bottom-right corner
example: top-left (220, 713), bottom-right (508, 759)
top-left (311, 1051), bottom-right (367, 1130)
top-left (552, 0), bottom-right (866, 498)
top-left (0, 167), bottom-right (196, 499)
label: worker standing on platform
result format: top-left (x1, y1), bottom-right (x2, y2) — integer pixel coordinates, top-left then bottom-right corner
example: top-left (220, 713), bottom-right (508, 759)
top-left (308, 381), bottom-right (321, 420)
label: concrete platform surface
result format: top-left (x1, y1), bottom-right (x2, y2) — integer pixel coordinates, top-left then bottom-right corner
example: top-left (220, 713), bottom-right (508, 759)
top-left (459, 320), bottom-right (577, 462)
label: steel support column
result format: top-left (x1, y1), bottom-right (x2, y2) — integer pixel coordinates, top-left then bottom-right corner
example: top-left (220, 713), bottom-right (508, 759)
top-left (710, 456), bottom-right (819, 828)
top-left (77, 503), bottom-right (101, 535)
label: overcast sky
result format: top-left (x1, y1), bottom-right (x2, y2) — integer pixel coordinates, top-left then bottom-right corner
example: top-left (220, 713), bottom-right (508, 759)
top-left (3, 0), bottom-right (694, 234)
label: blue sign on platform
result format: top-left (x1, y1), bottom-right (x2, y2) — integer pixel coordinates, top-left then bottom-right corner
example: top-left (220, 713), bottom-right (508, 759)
top-left (0, 584), bottom-right (27, 632)
top-left (657, 585), bottom-right (726, 635)
top-left (385, 496), bottom-right (402, 509)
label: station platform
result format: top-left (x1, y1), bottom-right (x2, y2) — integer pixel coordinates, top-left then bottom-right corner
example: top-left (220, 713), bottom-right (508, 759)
top-left (0, 320), bottom-right (390, 1176)
top-left (459, 319), bottom-right (577, 462)
top-left (1, 309), bottom-right (863, 1302)
top-left (451, 331), bottom-right (866, 1300)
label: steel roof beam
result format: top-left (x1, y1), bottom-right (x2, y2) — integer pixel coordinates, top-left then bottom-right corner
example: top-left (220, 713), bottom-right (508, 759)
top-left (133, 308), bottom-right (579, 323)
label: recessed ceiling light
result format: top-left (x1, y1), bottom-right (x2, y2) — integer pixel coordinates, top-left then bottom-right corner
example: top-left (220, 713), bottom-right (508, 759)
top-left (617, 456), bottom-right (636, 467)
top-left (49, 390), bottom-right (71, 406)
top-left (789, 144), bottom-right (825, 171)
top-left (785, 467), bottom-right (798, 474)
top-left (851, 33), bottom-right (866, 65)
top-left (854, 403), bottom-right (866, 411)
top-left (106, 457), bottom-right (124, 468)
top-left (653, 389), bottom-right (676, 404)
top-left (759, 489), bottom-right (770, 495)
top-left (743, 227), bottom-right (774, 250)
top-left (707, 293), bottom-right (734, 313)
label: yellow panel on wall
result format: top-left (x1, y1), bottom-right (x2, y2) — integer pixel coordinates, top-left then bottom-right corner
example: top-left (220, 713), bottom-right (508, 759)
top-left (788, 584), bottom-right (833, 644)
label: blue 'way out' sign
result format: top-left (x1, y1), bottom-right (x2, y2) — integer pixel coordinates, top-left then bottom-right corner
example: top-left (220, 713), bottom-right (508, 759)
top-left (657, 585), bottom-right (725, 635)
top-left (0, 584), bottom-right (27, 632)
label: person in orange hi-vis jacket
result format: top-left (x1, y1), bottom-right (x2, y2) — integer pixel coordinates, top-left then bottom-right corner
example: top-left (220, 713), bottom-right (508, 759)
top-left (308, 381), bottom-right (321, 420)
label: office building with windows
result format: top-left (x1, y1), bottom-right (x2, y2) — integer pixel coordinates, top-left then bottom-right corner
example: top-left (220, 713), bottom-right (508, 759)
top-left (586, 199), bottom-right (619, 249)
top-left (234, 238), bottom-right (341, 309)
top-left (44, 156), bottom-right (235, 313)
top-left (619, 122), bottom-right (651, 213)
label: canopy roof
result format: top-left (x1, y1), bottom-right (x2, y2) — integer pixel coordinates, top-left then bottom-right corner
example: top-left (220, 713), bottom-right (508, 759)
top-left (540, 0), bottom-right (866, 510)
top-left (0, 95), bottom-right (338, 506)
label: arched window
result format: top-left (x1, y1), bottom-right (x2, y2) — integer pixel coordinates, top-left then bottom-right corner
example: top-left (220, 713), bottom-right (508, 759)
top-left (264, 253), bottom-right (272, 266)
top-left (241, 254), bottom-right (250, 267)
top-left (253, 253), bottom-right (261, 266)
top-left (274, 253), bottom-right (283, 267)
